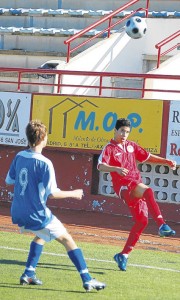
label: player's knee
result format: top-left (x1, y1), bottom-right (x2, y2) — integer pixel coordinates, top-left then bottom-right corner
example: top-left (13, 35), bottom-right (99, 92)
top-left (143, 187), bottom-right (154, 199)
top-left (33, 236), bottom-right (45, 245)
top-left (56, 232), bottom-right (70, 242)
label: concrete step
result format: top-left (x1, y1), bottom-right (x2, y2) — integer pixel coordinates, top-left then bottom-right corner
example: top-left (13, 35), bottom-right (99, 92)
top-left (2, 1), bottom-right (180, 11)
top-left (0, 26), bottom-right (105, 35)
top-left (0, 49), bottom-right (66, 68)
top-left (0, 28), bottom-right (104, 53)
top-left (0, 9), bottom-right (178, 31)
top-left (0, 0), bottom-right (61, 9)
top-left (0, 12), bottom-right (105, 31)
top-left (61, 0), bottom-right (180, 11)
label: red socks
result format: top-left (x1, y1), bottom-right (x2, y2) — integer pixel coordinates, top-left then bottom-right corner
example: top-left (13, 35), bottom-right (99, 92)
top-left (143, 188), bottom-right (165, 227)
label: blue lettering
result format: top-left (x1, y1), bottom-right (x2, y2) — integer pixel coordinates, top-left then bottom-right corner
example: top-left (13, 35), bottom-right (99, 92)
top-left (127, 113), bottom-right (141, 128)
top-left (103, 112), bottom-right (117, 131)
top-left (74, 111), bottom-right (142, 133)
top-left (74, 111), bottom-right (95, 131)
top-left (127, 113), bottom-right (143, 133)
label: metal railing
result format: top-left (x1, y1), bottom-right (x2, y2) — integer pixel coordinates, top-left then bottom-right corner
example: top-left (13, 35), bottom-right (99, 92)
top-left (155, 30), bottom-right (180, 68)
top-left (64, 0), bottom-right (149, 62)
top-left (0, 67), bottom-right (179, 97)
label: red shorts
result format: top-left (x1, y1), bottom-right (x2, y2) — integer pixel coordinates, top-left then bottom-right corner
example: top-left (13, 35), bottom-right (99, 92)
top-left (119, 182), bottom-right (148, 221)
top-left (114, 180), bottom-right (139, 203)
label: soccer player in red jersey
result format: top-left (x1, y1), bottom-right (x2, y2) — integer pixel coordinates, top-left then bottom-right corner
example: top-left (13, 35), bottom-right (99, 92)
top-left (98, 118), bottom-right (176, 271)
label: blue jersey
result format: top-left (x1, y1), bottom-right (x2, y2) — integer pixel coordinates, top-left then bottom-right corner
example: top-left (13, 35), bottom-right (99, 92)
top-left (5, 149), bottom-right (60, 230)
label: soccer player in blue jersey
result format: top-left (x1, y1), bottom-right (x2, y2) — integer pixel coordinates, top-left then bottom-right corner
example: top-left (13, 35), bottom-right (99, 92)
top-left (5, 120), bottom-right (106, 292)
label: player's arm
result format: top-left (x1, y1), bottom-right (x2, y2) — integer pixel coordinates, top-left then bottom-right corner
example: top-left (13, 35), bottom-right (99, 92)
top-left (5, 171), bottom-right (15, 185)
top-left (48, 189), bottom-right (83, 200)
top-left (98, 163), bottom-right (118, 172)
top-left (98, 148), bottom-right (129, 176)
top-left (147, 153), bottom-right (176, 170)
top-left (98, 163), bottom-right (129, 176)
top-left (5, 160), bottom-right (16, 185)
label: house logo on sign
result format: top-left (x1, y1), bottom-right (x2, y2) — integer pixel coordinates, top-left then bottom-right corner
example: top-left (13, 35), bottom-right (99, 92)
top-left (48, 97), bottom-right (99, 138)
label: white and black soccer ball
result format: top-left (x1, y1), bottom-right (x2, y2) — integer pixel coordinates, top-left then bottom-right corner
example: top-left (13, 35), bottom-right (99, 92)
top-left (125, 16), bottom-right (147, 39)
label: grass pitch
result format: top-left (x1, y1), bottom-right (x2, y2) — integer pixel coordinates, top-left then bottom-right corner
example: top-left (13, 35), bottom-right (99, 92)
top-left (0, 231), bottom-right (179, 300)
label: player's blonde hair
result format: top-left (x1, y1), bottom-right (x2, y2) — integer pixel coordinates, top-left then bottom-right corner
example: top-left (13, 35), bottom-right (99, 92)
top-left (26, 120), bottom-right (47, 147)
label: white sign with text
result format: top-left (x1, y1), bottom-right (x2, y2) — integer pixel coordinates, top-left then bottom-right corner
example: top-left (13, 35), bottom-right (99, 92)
top-left (166, 101), bottom-right (180, 165)
top-left (0, 92), bottom-right (31, 146)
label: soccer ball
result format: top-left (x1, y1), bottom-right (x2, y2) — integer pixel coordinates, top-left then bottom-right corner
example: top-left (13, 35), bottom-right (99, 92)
top-left (125, 16), bottom-right (147, 39)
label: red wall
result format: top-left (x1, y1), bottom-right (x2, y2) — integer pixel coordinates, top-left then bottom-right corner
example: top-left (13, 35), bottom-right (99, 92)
top-left (0, 145), bottom-right (179, 223)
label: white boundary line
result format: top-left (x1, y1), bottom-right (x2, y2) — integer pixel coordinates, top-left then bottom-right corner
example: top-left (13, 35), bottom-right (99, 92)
top-left (0, 245), bottom-right (180, 273)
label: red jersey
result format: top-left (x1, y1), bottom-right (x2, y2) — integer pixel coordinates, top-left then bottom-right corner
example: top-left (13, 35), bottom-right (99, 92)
top-left (98, 139), bottom-right (150, 195)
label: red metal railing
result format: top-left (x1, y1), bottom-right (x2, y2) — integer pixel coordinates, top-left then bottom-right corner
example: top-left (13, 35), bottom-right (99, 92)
top-left (64, 0), bottom-right (149, 62)
top-left (155, 30), bottom-right (180, 68)
top-left (0, 67), bottom-right (179, 97)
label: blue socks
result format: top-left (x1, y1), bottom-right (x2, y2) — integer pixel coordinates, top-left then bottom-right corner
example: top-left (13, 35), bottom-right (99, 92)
top-left (24, 241), bottom-right (43, 277)
top-left (24, 243), bottom-right (91, 283)
top-left (68, 248), bottom-right (92, 283)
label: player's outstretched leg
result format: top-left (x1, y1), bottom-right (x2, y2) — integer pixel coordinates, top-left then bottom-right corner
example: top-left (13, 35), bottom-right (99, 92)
top-left (143, 188), bottom-right (176, 237)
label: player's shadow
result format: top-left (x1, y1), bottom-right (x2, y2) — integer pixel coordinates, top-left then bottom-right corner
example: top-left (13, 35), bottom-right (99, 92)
top-left (0, 259), bottom-right (24, 266)
top-left (0, 283), bottom-right (86, 293)
top-left (39, 262), bottom-right (105, 274)
top-left (0, 259), bottom-right (108, 274)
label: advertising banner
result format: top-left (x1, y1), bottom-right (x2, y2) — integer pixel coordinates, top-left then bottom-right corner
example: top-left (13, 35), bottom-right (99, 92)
top-left (166, 101), bottom-right (180, 164)
top-left (32, 94), bottom-right (163, 153)
top-left (0, 92), bottom-right (31, 146)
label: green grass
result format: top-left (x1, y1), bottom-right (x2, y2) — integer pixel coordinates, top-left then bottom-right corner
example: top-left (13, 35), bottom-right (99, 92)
top-left (0, 231), bottom-right (179, 300)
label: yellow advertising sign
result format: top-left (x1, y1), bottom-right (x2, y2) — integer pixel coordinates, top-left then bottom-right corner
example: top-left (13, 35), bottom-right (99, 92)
top-left (32, 95), bottom-right (163, 153)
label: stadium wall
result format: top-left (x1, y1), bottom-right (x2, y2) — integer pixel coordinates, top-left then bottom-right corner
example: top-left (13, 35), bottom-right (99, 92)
top-left (0, 91), bottom-right (179, 223)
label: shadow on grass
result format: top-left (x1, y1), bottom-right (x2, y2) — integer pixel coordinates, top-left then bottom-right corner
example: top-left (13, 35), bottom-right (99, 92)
top-left (0, 283), bottom-right (87, 293)
top-left (38, 262), bottom-right (106, 274)
top-left (0, 259), bottom-right (109, 274)
top-left (0, 259), bottom-right (25, 266)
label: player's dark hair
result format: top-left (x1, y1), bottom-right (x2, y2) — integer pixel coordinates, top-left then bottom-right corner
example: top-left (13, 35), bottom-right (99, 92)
top-left (26, 120), bottom-right (47, 147)
top-left (115, 118), bottom-right (131, 130)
